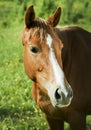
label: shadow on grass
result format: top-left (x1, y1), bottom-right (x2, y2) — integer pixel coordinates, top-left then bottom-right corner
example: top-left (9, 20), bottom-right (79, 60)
top-left (0, 108), bottom-right (91, 130)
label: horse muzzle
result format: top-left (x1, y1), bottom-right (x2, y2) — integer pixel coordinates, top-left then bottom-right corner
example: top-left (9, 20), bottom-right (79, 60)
top-left (49, 85), bottom-right (73, 108)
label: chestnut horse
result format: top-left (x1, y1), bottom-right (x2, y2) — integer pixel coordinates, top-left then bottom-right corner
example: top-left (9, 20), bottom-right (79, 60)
top-left (22, 5), bottom-right (91, 130)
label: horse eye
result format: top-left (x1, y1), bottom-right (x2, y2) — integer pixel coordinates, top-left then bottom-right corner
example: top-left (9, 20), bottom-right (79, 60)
top-left (30, 46), bottom-right (39, 53)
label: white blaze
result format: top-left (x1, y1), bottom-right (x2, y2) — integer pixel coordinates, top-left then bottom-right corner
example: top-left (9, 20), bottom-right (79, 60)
top-left (46, 34), bottom-right (68, 96)
top-left (46, 34), bottom-right (53, 48)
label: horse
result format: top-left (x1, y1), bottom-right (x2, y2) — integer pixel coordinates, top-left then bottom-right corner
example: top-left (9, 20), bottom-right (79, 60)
top-left (22, 5), bottom-right (91, 130)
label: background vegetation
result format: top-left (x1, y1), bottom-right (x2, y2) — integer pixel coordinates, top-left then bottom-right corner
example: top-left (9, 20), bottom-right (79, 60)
top-left (0, 0), bottom-right (91, 130)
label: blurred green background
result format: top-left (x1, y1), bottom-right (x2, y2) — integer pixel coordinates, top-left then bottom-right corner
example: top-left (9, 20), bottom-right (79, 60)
top-left (0, 0), bottom-right (91, 130)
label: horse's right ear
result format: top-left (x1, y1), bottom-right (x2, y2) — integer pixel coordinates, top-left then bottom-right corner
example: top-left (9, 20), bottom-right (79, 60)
top-left (25, 5), bottom-right (35, 28)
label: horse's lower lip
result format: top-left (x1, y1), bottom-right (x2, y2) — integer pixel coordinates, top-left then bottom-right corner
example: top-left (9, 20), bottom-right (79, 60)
top-left (55, 103), bottom-right (70, 108)
top-left (54, 98), bottom-right (72, 108)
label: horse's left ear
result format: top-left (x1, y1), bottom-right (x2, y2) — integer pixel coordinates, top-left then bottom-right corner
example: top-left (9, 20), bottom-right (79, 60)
top-left (47, 7), bottom-right (61, 27)
top-left (25, 5), bottom-right (35, 28)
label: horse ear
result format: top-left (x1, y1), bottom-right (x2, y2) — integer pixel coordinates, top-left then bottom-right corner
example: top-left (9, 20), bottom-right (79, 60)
top-left (47, 7), bottom-right (61, 27)
top-left (25, 5), bottom-right (35, 28)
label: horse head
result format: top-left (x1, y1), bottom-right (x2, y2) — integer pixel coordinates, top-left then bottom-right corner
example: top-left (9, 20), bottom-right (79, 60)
top-left (22, 5), bottom-right (73, 108)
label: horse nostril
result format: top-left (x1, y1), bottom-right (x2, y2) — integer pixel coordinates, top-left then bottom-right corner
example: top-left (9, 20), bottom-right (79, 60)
top-left (55, 88), bottom-right (61, 99)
